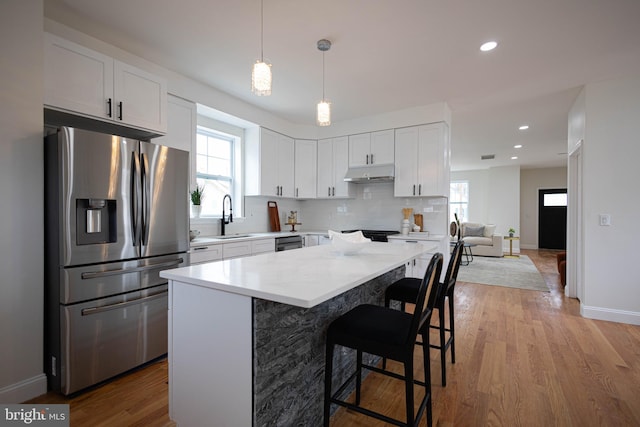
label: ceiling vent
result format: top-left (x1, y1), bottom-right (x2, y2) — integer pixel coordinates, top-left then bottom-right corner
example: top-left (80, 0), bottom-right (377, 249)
top-left (481, 154), bottom-right (495, 160)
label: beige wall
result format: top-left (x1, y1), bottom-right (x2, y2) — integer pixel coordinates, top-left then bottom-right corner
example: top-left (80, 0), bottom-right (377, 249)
top-left (520, 167), bottom-right (568, 249)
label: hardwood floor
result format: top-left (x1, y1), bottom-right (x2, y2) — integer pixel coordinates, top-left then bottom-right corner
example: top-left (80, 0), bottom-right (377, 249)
top-left (28, 250), bottom-right (640, 426)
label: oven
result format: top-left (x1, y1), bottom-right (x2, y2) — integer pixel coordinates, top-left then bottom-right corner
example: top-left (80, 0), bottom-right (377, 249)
top-left (275, 235), bottom-right (303, 251)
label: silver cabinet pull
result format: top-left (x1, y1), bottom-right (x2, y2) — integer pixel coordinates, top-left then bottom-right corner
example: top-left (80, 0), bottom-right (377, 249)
top-left (81, 258), bottom-right (183, 279)
top-left (81, 290), bottom-right (167, 316)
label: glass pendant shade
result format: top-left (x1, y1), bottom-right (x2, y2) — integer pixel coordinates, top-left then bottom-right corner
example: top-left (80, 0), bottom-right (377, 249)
top-left (251, 60), bottom-right (272, 96)
top-left (317, 100), bottom-right (331, 126)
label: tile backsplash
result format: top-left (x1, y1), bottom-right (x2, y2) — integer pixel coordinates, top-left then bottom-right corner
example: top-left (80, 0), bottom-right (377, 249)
top-left (190, 183), bottom-right (448, 237)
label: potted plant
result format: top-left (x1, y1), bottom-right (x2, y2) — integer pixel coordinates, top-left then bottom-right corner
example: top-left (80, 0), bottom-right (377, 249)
top-left (508, 227), bottom-right (515, 237)
top-left (190, 184), bottom-right (204, 218)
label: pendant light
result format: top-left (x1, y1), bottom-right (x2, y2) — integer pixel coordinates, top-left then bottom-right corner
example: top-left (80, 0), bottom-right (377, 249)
top-left (317, 39), bottom-right (331, 126)
top-left (251, 0), bottom-right (271, 96)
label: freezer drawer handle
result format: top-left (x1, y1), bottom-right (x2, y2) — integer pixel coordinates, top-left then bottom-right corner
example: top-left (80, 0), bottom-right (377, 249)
top-left (81, 290), bottom-right (167, 316)
top-left (80, 258), bottom-right (184, 280)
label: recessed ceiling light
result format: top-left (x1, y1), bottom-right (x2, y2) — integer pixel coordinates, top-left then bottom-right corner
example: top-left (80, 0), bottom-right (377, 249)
top-left (519, 125), bottom-right (529, 130)
top-left (514, 144), bottom-right (523, 149)
top-left (511, 156), bottom-right (518, 160)
top-left (480, 41), bottom-right (497, 52)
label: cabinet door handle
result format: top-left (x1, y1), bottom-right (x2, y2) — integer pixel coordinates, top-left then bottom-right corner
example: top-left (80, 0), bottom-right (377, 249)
top-left (332, 187), bottom-right (335, 197)
top-left (296, 188), bottom-right (298, 198)
top-left (413, 184), bottom-right (416, 196)
top-left (107, 98), bottom-right (112, 117)
top-left (418, 184), bottom-right (422, 195)
top-left (118, 101), bottom-right (123, 120)
top-left (371, 153), bottom-right (374, 164)
top-left (366, 154), bottom-right (369, 164)
top-left (328, 187), bottom-right (331, 197)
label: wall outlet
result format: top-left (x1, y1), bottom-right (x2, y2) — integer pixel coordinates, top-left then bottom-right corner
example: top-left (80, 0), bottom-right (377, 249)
top-left (599, 214), bottom-right (611, 226)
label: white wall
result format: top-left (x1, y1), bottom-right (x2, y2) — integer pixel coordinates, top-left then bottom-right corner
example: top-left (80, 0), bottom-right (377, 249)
top-left (520, 167), bottom-right (568, 249)
top-left (451, 167), bottom-right (520, 252)
top-left (578, 76), bottom-right (640, 324)
top-left (0, 0), bottom-right (47, 402)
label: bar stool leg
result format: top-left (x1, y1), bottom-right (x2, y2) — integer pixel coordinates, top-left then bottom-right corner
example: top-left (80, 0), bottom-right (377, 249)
top-left (404, 357), bottom-right (414, 425)
top-left (449, 293), bottom-right (456, 364)
top-left (324, 342), bottom-right (334, 427)
top-left (439, 305), bottom-right (447, 386)
top-left (355, 350), bottom-right (362, 405)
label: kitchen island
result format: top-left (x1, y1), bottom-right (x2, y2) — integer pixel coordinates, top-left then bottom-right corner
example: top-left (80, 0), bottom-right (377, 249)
top-left (160, 241), bottom-right (436, 426)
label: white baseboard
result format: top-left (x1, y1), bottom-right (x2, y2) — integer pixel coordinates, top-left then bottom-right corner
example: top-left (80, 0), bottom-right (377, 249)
top-left (0, 373), bottom-right (47, 403)
top-left (581, 305), bottom-right (640, 326)
top-left (520, 243), bottom-right (538, 250)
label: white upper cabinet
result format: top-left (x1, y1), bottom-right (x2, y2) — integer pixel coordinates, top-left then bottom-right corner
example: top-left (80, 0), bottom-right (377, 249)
top-left (246, 128), bottom-right (295, 198)
top-left (154, 95), bottom-right (195, 152)
top-left (44, 33), bottom-right (167, 134)
top-left (394, 122), bottom-right (450, 197)
top-left (317, 136), bottom-right (354, 198)
top-left (348, 129), bottom-right (394, 167)
top-left (154, 95), bottom-right (195, 184)
top-left (294, 139), bottom-right (317, 199)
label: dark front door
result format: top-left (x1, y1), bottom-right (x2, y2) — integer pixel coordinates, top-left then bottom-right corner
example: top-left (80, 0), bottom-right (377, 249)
top-left (538, 188), bottom-right (567, 249)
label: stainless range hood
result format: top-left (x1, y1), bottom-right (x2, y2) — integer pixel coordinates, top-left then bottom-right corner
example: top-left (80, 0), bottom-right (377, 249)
top-left (344, 164), bottom-right (395, 183)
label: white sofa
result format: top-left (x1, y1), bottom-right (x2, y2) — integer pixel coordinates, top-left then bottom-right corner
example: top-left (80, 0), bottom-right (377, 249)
top-left (459, 222), bottom-right (503, 257)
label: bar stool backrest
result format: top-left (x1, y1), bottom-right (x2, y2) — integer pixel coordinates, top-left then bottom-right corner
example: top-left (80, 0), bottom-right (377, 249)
top-left (411, 253), bottom-right (443, 343)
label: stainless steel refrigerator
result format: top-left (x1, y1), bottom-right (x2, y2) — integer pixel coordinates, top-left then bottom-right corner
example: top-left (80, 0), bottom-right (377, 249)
top-left (44, 126), bottom-right (189, 395)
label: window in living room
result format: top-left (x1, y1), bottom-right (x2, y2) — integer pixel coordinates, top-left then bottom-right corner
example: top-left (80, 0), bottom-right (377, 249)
top-left (450, 181), bottom-right (469, 222)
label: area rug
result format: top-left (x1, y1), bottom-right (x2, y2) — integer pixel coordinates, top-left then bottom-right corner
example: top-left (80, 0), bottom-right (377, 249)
top-left (456, 255), bottom-right (549, 292)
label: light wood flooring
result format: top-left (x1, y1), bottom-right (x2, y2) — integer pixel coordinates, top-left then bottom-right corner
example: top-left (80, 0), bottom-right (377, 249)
top-left (28, 249), bottom-right (640, 426)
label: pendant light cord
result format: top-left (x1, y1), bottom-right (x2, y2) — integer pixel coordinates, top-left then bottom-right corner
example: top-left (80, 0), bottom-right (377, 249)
top-left (260, 0), bottom-right (264, 61)
top-left (322, 51), bottom-right (326, 101)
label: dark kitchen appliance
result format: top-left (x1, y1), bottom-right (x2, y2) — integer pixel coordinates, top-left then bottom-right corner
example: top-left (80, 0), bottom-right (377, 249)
top-left (342, 229), bottom-right (400, 242)
top-left (44, 126), bottom-right (189, 395)
top-left (275, 235), bottom-right (303, 251)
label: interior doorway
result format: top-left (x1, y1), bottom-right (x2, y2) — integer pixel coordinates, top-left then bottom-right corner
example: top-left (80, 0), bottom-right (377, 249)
top-left (538, 188), bottom-right (567, 249)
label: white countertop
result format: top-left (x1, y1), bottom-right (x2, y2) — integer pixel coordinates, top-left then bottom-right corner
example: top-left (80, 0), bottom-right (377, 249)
top-left (388, 233), bottom-right (447, 241)
top-left (189, 230), bottom-right (328, 247)
top-left (161, 241), bottom-right (437, 308)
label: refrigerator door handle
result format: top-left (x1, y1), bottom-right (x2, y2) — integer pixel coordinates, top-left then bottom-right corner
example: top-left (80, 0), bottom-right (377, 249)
top-left (131, 151), bottom-right (142, 246)
top-left (141, 152), bottom-right (150, 245)
top-left (80, 258), bottom-right (184, 280)
top-left (81, 290), bottom-right (167, 316)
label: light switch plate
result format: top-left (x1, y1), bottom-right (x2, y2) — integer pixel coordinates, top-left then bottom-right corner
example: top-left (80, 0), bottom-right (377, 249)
top-left (599, 214), bottom-right (611, 226)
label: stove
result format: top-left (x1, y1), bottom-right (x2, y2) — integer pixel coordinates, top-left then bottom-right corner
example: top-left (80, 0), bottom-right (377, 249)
top-left (342, 229), bottom-right (399, 242)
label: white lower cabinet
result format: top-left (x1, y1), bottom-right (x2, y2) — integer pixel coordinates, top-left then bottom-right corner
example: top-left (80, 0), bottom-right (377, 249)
top-left (189, 238), bottom-right (275, 264)
top-left (303, 235), bottom-right (319, 247)
top-left (251, 238), bottom-right (276, 254)
top-left (189, 244), bottom-right (223, 265)
top-left (389, 239), bottom-right (434, 279)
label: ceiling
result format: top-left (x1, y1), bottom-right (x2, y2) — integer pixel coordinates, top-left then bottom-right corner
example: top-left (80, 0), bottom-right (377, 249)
top-left (44, 0), bottom-right (640, 171)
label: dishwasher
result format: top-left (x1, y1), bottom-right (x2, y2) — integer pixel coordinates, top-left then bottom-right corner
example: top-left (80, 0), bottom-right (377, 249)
top-left (275, 235), bottom-right (303, 251)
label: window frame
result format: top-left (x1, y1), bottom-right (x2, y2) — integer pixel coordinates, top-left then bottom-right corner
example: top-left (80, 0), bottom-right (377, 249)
top-left (194, 125), bottom-right (243, 219)
top-left (450, 180), bottom-right (469, 223)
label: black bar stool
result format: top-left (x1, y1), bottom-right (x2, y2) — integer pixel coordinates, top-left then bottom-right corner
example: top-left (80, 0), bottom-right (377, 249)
top-left (323, 253), bottom-right (443, 427)
top-left (385, 240), bottom-right (465, 386)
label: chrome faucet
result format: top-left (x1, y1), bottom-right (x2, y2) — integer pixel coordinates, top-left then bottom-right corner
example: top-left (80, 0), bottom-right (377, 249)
top-left (221, 194), bottom-right (233, 236)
